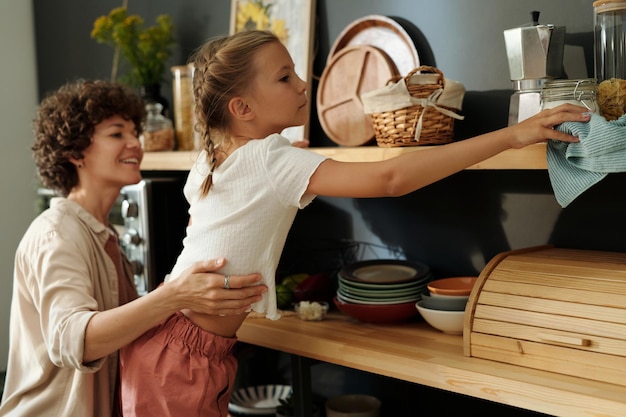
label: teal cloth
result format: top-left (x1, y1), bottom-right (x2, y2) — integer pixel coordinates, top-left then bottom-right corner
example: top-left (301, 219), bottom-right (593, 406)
top-left (547, 113), bottom-right (626, 208)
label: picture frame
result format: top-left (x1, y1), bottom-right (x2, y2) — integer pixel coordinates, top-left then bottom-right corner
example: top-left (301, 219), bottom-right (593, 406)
top-left (230, 0), bottom-right (317, 142)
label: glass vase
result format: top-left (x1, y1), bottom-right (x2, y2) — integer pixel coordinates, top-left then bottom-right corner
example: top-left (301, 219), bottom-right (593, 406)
top-left (139, 83), bottom-right (170, 117)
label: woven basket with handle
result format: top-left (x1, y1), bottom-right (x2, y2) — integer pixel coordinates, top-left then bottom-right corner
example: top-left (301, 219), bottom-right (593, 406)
top-left (370, 66), bottom-right (459, 147)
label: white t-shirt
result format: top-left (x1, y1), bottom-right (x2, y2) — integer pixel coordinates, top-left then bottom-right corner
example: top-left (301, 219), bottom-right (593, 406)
top-left (168, 134), bottom-right (327, 319)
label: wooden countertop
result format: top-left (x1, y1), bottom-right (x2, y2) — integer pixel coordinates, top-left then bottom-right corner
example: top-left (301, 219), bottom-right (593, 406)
top-left (140, 143), bottom-right (548, 171)
top-left (237, 312), bottom-right (626, 417)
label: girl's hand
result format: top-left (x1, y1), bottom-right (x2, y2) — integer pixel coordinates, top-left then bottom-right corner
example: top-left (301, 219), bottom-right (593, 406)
top-left (508, 104), bottom-right (591, 149)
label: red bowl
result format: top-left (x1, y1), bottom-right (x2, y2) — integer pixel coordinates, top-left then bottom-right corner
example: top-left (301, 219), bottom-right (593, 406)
top-left (333, 297), bottom-right (419, 323)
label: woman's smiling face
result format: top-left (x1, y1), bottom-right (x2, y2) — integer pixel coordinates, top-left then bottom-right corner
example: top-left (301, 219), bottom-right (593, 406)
top-left (79, 115), bottom-right (143, 190)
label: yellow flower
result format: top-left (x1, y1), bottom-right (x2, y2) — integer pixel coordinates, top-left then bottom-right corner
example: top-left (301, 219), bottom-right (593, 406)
top-left (91, 7), bottom-right (175, 87)
top-left (235, 0), bottom-right (289, 43)
top-left (270, 19), bottom-right (289, 43)
top-left (236, 1), bottom-right (270, 31)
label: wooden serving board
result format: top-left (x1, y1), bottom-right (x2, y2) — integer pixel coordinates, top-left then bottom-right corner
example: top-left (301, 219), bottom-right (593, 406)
top-left (316, 45), bottom-right (398, 146)
top-left (328, 15), bottom-right (422, 76)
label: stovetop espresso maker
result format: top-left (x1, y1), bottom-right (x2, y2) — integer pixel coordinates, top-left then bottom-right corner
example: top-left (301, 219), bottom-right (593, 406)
top-left (504, 11), bottom-right (566, 125)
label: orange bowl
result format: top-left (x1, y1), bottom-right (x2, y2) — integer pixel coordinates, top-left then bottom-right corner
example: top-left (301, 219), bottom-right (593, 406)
top-left (427, 276), bottom-right (477, 296)
top-left (333, 297), bottom-right (418, 323)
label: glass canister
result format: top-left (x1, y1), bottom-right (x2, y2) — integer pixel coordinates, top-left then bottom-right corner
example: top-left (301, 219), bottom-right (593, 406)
top-left (171, 64), bottom-right (198, 150)
top-left (140, 103), bottom-right (175, 151)
top-left (594, 0), bottom-right (626, 119)
top-left (540, 79), bottom-right (599, 113)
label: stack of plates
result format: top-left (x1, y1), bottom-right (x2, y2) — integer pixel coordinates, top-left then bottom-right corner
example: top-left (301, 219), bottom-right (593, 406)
top-left (334, 259), bottom-right (432, 323)
top-left (337, 259), bottom-right (431, 305)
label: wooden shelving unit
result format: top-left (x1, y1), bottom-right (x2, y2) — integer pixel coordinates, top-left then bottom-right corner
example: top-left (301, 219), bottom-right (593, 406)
top-left (140, 143), bottom-right (548, 171)
top-left (238, 313), bottom-right (626, 417)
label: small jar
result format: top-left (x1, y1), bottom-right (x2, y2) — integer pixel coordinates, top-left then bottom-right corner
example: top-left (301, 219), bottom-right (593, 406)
top-left (594, 1), bottom-right (626, 119)
top-left (540, 79), bottom-right (599, 113)
top-left (171, 64), bottom-right (198, 150)
top-left (140, 103), bottom-right (175, 152)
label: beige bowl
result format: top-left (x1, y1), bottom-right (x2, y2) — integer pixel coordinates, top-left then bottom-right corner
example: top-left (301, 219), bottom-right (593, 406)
top-left (326, 394), bottom-right (381, 417)
top-left (416, 301), bottom-right (465, 335)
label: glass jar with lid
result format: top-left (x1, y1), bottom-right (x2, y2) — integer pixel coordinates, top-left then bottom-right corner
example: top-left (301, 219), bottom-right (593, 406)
top-left (594, 0), bottom-right (626, 119)
top-left (140, 103), bottom-right (175, 151)
top-left (540, 79), bottom-right (599, 113)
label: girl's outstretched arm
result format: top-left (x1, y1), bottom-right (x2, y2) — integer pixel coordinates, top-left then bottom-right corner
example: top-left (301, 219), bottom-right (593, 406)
top-left (308, 104), bottom-right (590, 198)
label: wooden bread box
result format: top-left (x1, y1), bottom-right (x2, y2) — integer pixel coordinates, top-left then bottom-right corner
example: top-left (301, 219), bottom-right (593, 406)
top-left (463, 245), bottom-right (626, 386)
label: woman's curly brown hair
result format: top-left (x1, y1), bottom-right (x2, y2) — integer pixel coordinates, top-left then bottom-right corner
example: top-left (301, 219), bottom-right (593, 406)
top-left (32, 79), bottom-right (146, 196)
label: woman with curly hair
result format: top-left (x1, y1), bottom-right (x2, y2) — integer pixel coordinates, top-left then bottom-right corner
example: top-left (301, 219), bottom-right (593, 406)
top-left (0, 79), bottom-right (266, 417)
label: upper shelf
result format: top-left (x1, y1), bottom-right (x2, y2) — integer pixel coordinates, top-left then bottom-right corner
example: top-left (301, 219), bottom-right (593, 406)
top-left (140, 143), bottom-right (548, 171)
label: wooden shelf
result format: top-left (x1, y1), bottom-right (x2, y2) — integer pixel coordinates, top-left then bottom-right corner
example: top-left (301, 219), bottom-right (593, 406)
top-left (238, 312), bottom-right (626, 417)
top-left (140, 143), bottom-right (548, 171)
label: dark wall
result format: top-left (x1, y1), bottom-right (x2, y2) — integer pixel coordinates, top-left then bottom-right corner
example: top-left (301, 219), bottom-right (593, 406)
top-left (33, 0), bottom-right (228, 100)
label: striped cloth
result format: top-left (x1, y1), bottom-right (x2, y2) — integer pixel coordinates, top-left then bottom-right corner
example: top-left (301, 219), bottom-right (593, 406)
top-left (547, 112), bottom-right (626, 208)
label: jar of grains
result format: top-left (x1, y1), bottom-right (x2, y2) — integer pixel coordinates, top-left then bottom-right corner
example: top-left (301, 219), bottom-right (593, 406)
top-left (171, 64), bottom-right (198, 150)
top-left (540, 79), bottom-right (599, 113)
top-left (594, 0), bottom-right (626, 119)
top-left (140, 103), bottom-right (175, 151)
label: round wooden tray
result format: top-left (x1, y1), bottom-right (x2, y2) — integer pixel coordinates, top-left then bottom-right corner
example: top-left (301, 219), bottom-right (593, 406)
top-left (328, 15), bottom-right (423, 77)
top-left (316, 45), bottom-right (399, 146)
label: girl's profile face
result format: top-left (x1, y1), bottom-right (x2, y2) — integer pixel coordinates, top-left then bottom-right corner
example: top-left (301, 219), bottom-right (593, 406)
top-left (246, 41), bottom-right (309, 136)
top-left (79, 115), bottom-right (143, 191)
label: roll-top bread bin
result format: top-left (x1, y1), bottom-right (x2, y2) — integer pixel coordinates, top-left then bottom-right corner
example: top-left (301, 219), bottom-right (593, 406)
top-left (463, 245), bottom-right (626, 386)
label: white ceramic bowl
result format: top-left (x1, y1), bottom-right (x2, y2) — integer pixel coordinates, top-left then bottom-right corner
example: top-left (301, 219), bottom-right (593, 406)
top-left (416, 301), bottom-right (465, 335)
top-left (326, 394), bottom-right (381, 417)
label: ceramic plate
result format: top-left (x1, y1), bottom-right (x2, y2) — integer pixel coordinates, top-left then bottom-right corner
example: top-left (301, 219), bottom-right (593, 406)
top-left (228, 384), bottom-right (292, 415)
top-left (338, 282), bottom-right (423, 298)
top-left (341, 259), bottom-right (430, 285)
top-left (338, 271), bottom-right (432, 290)
top-left (336, 291), bottom-right (421, 305)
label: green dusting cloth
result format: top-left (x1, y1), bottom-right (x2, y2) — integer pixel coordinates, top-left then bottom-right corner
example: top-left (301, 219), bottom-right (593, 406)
top-left (547, 113), bottom-right (626, 208)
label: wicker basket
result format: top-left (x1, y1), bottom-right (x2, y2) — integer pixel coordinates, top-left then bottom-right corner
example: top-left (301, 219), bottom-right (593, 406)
top-left (369, 66), bottom-right (460, 147)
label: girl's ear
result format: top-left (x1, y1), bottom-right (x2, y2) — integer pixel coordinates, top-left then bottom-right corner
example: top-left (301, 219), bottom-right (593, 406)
top-left (228, 97), bottom-right (254, 121)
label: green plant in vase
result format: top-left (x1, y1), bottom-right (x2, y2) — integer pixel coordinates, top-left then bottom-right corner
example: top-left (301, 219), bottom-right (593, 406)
top-left (91, 6), bottom-right (175, 110)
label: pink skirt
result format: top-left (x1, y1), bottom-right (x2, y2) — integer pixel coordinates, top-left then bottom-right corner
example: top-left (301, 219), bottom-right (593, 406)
top-left (120, 311), bottom-right (238, 417)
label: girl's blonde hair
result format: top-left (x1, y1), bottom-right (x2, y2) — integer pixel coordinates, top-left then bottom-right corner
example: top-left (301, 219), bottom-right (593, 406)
top-left (189, 30), bottom-right (280, 196)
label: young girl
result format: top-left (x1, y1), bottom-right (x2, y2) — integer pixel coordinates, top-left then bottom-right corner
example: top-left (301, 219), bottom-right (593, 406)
top-left (120, 30), bottom-right (589, 416)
